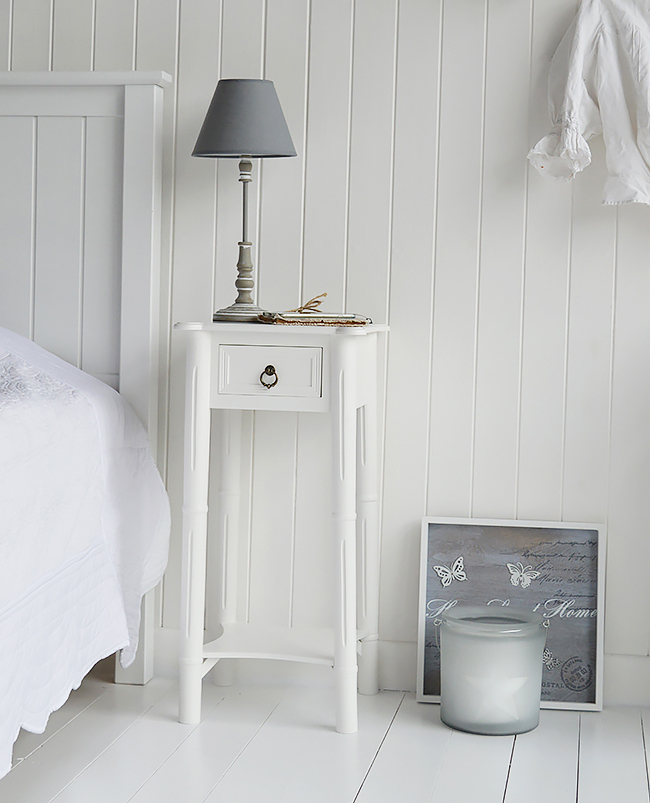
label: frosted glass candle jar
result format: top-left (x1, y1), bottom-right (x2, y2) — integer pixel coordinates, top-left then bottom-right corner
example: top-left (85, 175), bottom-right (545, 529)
top-left (439, 606), bottom-right (546, 736)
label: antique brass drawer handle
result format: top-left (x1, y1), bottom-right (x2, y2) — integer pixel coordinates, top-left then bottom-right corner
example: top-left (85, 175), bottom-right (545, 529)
top-left (260, 364), bottom-right (278, 389)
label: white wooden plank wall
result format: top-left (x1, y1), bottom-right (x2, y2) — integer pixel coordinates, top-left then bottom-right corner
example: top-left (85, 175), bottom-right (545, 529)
top-left (3, 0), bottom-right (650, 700)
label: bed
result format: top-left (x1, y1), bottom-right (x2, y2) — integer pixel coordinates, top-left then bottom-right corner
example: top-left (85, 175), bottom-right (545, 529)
top-left (0, 71), bottom-right (172, 778)
top-left (0, 328), bottom-right (170, 778)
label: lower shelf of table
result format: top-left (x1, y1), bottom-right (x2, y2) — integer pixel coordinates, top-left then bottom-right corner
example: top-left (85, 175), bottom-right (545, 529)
top-left (201, 623), bottom-right (336, 667)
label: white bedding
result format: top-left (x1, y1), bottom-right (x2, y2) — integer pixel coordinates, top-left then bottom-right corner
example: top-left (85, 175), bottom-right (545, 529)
top-left (0, 327), bottom-right (170, 779)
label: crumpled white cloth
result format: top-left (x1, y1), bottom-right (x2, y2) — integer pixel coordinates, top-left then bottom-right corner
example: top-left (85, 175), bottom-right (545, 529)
top-left (528, 0), bottom-right (650, 205)
top-left (0, 327), bottom-right (170, 779)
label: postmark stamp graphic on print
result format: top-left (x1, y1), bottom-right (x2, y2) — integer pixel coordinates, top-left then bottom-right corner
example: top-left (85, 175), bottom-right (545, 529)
top-left (561, 656), bottom-right (593, 692)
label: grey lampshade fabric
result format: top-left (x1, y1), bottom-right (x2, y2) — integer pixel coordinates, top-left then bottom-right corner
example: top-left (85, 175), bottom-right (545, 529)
top-left (192, 78), bottom-right (296, 158)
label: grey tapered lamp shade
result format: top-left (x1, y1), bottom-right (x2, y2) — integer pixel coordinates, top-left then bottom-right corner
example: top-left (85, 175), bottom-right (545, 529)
top-left (192, 79), bottom-right (296, 321)
top-left (192, 78), bottom-right (296, 159)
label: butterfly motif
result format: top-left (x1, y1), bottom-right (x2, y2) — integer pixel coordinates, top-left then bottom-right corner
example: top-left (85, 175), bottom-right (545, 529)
top-left (507, 561), bottom-right (540, 588)
top-left (542, 648), bottom-right (561, 669)
top-left (432, 556), bottom-right (467, 588)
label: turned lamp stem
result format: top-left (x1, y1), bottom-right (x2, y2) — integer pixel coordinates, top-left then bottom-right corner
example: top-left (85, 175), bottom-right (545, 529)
top-left (234, 158), bottom-right (255, 308)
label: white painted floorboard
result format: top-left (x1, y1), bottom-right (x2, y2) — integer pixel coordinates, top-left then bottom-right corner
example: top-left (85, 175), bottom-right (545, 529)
top-left (353, 695), bottom-right (453, 802)
top-left (578, 707), bottom-right (650, 803)
top-left (201, 687), bottom-right (403, 803)
top-left (504, 710), bottom-right (580, 803)
top-left (3, 662), bottom-right (650, 803)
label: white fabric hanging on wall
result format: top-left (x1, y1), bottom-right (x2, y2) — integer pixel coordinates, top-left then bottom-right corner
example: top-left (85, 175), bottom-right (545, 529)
top-left (528, 0), bottom-right (650, 205)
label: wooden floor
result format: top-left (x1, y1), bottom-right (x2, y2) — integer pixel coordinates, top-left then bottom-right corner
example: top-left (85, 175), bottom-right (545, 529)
top-left (2, 660), bottom-right (650, 802)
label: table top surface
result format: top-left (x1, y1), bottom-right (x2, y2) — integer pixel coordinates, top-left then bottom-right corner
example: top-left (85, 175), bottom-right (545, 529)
top-left (174, 321), bottom-right (389, 336)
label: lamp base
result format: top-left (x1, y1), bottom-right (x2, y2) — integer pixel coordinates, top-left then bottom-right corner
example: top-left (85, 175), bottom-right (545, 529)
top-left (212, 302), bottom-right (268, 322)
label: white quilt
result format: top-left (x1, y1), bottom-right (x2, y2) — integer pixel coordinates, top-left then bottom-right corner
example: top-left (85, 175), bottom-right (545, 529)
top-left (0, 327), bottom-right (170, 779)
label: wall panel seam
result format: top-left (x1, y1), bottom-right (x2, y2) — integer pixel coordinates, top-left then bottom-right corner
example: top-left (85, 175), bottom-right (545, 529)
top-left (48, 0), bottom-right (54, 71)
top-left (376, 0), bottom-right (400, 567)
top-left (7, 0), bottom-right (14, 70)
top-left (298, 0), bottom-right (312, 303)
top-left (469, 0), bottom-right (490, 518)
top-left (605, 208), bottom-right (618, 648)
top-left (384, 0), bottom-right (399, 327)
top-left (559, 183), bottom-right (575, 520)
top-left (425, 0), bottom-right (445, 514)
top-left (131, 0), bottom-right (139, 71)
top-left (261, 0), bottom-right (268, 79)
top-left (30, 115), bottom-right (38, 339)
top-left (255, 0), bottom-right (269, 304)
top-left (288, 413), bottom-right (299, 627)
top-left (245, 411), bottom-right (257, 623)
top-left (159, 0), bottom-right (182, 488)
top-left (214, 0), bottom-right (224, 311)
top-left (515, 0), bottom-right (536, 519)
top-left (342, 0), bottom-right (356, 312)
top-left (29, 117), bottom-right (38, 340)
top-left (78, 116), bottom-right (88, 368)
top-left (90, 0), bottom-right (97, 71)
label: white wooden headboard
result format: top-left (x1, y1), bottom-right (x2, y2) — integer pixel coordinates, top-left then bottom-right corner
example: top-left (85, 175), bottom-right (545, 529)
top-left (0, 71), bottom-right (171, 683)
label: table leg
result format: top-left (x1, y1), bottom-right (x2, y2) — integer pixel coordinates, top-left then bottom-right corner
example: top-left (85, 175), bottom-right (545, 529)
top-left (357, 395), bottom-right (380, 695)
top-left (209, 408), bottom-right (242, 686)
top-left (331, 338), bottom-right (358, 734)
top-left (179, 331), bottom-right (211, 724)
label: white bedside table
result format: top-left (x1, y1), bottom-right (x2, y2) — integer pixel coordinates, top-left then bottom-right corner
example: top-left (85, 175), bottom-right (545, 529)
top-left (175, 321), bottom-right (387, 733)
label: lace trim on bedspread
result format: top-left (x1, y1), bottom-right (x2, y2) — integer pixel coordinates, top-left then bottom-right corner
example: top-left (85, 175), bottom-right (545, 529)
top-left (0, 350), bottom-right (79, 409)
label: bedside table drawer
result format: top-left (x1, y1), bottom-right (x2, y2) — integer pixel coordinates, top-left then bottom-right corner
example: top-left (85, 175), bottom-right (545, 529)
top-left (217, 344), bottom-right (323, 399)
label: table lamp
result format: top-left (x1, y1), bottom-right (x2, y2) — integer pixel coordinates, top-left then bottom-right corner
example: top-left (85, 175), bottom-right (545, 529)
top-left (192, 78), bottom-right (297, 321)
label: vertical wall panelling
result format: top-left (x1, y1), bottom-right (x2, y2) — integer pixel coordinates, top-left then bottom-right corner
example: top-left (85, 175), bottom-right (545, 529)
top-left (344, 1), bottom-right (397, 647)
top-left (93, 0), bottom-right (136, 71)
top-left (300, 0), bottom-right (354, 310)
top-left (33, 116), bottom-right (85, 366)
top-left (135, 0), bottom-right (179, 76)
top-left (215, 0), bottom-right (280, 640)
top-left (0, 116), bottom-right (35, 337)
top-left (427, 0), bottom-right (487, 517)
top-left (214, 0), bottom-right (265, 311)
top-left (133, 0), bottom-right (180, 578)
top-left (345, 0), bottom-right (397, 325)
top-left (52, 0), bottom-right (95, 71)
top-left (168, 0), bottom-right (220, 325)
top-left (470, 0), bottom-right (531, 520)
top-left (607, 203), bottom-right (650, 657)
top-left (222, 0), bottom-right (302, 631)
top-left (379, 0), bottom-right (442, 657)
top-left (262, 0), bottom-right (331, 632)
top-left (164, 0), bottom-right (223, 629)
top-left (517, 1), bottom-right (575, 521)
top-left (10, 0), bottom-right (51, 71)
top-left (561, 135), bottom-right (614, 525)
top-left (134, 1), bottom-right (179, 635)
top-left (257, 0), bottom-right (309, 313)
top-left (0, 1), bottom-right (13, 70)
top-left (291, 410), bottom-right (335, 630)
top-left (248, 409), bottom-right (299, 626)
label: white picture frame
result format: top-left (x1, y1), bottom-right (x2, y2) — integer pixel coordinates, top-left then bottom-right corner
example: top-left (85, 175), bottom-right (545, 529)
top-left (417, 517), bottom-right (606, 711)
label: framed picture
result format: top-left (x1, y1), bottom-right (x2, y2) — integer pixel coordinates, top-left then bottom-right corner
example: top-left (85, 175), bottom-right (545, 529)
top-left (417, 517), bottom-right (605, 711)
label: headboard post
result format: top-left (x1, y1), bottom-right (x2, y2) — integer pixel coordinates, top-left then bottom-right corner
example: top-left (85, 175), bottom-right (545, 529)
top-left (119, 81), bottom-right (165, 459)
top-left (115, 76), bottom-right (170, 686)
